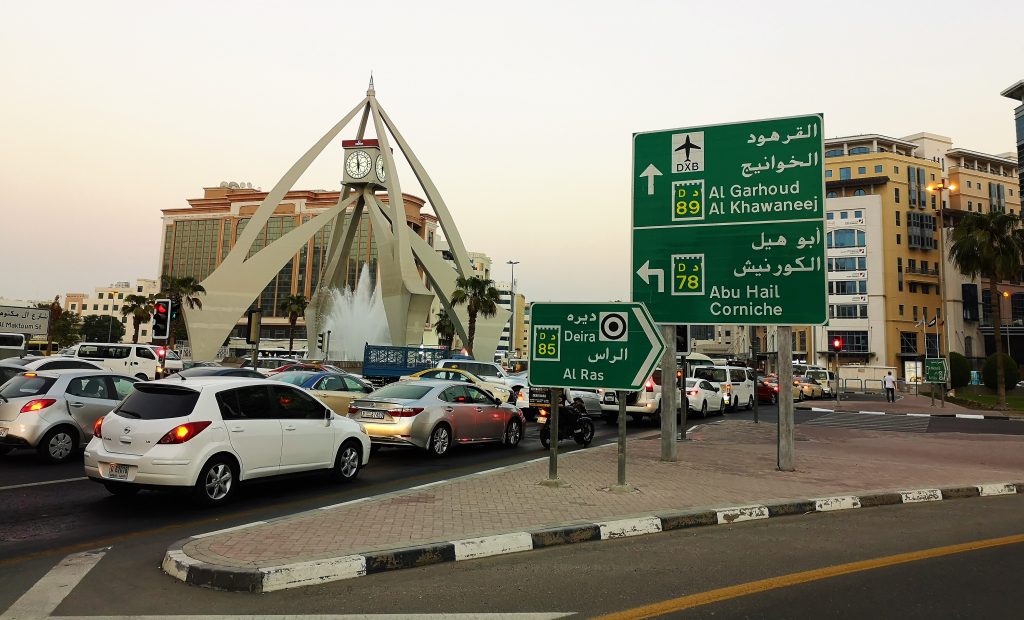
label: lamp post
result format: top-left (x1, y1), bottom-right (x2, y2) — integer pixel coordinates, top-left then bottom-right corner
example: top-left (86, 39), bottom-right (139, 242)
top-left (507, 260), bottom-right (519, 362)
top-left (1000, 290), bottom-right (1011, 354)
top-left (926, 180), bottom-right (956, 362)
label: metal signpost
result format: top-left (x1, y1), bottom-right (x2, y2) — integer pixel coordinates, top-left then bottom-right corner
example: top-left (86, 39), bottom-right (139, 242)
top-left (632, 114), bottom-right (826, 469)
top-left (925, 357), bottom-right (949, 408)
top-left (529, 302), bottom-right (664, 489)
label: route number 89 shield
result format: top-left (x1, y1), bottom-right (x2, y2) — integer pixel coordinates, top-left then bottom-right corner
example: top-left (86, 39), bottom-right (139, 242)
top-left (672, 180), bottom-right (704, 222)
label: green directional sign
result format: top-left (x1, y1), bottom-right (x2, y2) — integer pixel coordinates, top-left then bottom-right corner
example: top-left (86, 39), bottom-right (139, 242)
top-left (632, 114), bottom-right (827, 325)
top-left (528, 302), bottom-right (665, 391)
top-left (924, 358), bottom-right (949, 383)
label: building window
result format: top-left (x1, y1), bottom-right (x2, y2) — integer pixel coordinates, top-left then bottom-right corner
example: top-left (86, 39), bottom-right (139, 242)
top-left (829, 331), bottom-right (869, 353)
top-left (909, 282), bottom-right (918, 293)
top-left (900, 331), bottom-right (918, 354)
top-left (966, 180), bottom-right (972, 188)
top-left (829, 280), bottom-right (867, 295)
top-left (117, 293), bottom-right (123, 300)
top-left (839, 167), bottom-right (851, 180)
top-left (896, 212), bottom-right (901, 226)
top-left (854, 210), bottom-right (862, 218)
top-left (841, 211), bottom-right (849, 219)
top-left (828, 256), bottom-right (866, 271)
top-left (925, 333), bottom-right (939, 357)
top-left (853, 189), bottom-right (866, 196)
top-left (825, 170), bottom-right (833, 178)
top-left (930, 173), bottom-right (936, 181)
top-left (895, 188), bottom-right (900, 203)
top-left (827, 212), bottom-right (834, 220)
top-left (894, 166), bottom-right (900, 174)
top-left (827, 192), bottom-right (837, 198)
top-left (92, 304), bottom-right (98, 311)
top-left (826, 229), bottom-right (866, 248)
top-left (825, 149), bottom-right (844, 157)
top-left (899, 304), bottom-right (904, 316)
top-left (141, 329), bottom-right (148, 336)
top-left (858, 167), bottom-right (867, 175)
top-left (912, 306), bottom-right (919, 321)
top-left (829, 304), bottom-right (868, 319)
top-left (896, 234), bottom-right (901, 245)
top-left (137, 286), bottom-right (143, 293)
top-left (849, 147), bottom-right (870, 155)
top-left (874, 165), bottom-right (883, 173)
top-left (70, 304), bottom-right (77, 310)
top-left (967, 200), bottom-right (973, 211)
top-left (102, 305), bottom-right (108, 311)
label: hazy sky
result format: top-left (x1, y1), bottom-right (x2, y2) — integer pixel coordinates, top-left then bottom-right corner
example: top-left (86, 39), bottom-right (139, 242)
top-left (2, 0), bottom-right (1021, 304)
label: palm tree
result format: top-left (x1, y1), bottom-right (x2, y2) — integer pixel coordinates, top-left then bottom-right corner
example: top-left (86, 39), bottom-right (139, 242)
top-left (279, 294), bottom-right (308, 354)
top-left (434, 308), bottom-right (456, 351)
top-left (450, 275), bottom-right (501, 357)
top-left (949, 211), bottom-right (1024, 410)
top-left (120, 294), bottom-right (154, 343)
top-left (160, 275), bottom-right (206, 348)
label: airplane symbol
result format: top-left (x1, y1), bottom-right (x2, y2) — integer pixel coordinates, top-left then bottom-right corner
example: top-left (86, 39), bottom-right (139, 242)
top-left (674, 135), bottom-right (702, 162)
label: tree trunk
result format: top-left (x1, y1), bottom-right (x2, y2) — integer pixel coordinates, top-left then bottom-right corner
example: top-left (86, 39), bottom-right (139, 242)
top-left (466, 312), bottom-right (477, 357)
top-left (288, 315), bottom-right (296, 353)
top-left (989, 280), bottom-right (1007, 410)
top-left (132, 317), bottom-right (141, 343)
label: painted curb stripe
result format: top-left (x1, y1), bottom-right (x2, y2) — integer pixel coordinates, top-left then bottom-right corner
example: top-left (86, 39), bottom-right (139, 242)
top-left (812, 496), bottom-right (861, 512)
top-left (978, 483), bottom-right (1017, 496)
top-left (598, 516), bottom-right (662, 539)
top-left (261, 554), bottom-right (366, 592)
top-left (900, 489), bottom-right (942, 503)
top-left (453, 533), bottom-right (534, 561)
top-left (716, 505), bottom-right (769, 525)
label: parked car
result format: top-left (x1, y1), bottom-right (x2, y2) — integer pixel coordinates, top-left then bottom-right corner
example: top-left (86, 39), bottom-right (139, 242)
top-left (757, 376), bottom-right (800, 404)
top-left (0, 370), bottom-right (138, 462)
top-left (793, 375), bottom-right (824, 399)
top-left (83, 378), bottom-right (371, 504)
top-left (692, 365), bottom-right (756, 412)
top-left (272, 371), bottom-right (374, 415)
top-left (168, 367), bottom-right (265, 379)
top-left (683, 378), bottom-right (725, 418)
top-left (402, 367), bottom-right (514, 403)
top-left (69, 342), bottom-right (178, 380)
top-left (599, 353), bottom-right (719, 424)
top-left (347, 379), bottom-right (524, 457)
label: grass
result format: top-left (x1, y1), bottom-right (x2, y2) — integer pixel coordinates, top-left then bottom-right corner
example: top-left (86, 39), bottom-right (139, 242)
top-left (948, 385), bottom-right (1024, 412)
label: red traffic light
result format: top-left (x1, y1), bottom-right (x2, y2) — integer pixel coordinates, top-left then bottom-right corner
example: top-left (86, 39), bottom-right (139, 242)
top-left (832, 338), bottom-right (842, 351)
top-left (156, 346), bottom-right (166, 358)
top-left (155, 303), bottom-right (167, 314)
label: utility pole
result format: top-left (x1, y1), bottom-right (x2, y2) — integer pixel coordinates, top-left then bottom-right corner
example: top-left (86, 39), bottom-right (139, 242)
top-left (507, 260), bottom-right (519, 362)
top-left (777, 325), bottom-right (794, 472)
top-left (660, 324), bottom-right (677, 461)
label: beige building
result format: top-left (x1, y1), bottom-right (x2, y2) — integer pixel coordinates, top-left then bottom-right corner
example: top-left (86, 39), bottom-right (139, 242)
top-left (64, 279), bottom-right (160, 343)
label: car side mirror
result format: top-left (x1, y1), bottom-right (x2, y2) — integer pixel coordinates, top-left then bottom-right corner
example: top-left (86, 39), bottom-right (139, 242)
top-left (493, 396), bottom-right (502, 406)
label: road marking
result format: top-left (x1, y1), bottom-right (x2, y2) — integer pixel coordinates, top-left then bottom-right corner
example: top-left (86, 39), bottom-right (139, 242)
top-left (3, 548), bottom-right (106, 619)
top-left (956, 414), bottom-right (985, 419)
top-left (193, 522), bottom-right (267, 538)
top-left (592, 533), bottom-right (1024, 619)
top-left (0, 477), bottom-right (88, 492)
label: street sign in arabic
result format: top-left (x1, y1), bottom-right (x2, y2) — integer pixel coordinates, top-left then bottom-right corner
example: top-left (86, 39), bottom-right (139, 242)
top-left (528, 302), bottom-right (665, 391)
top-left (632, 114), bottom-right (827, 325)
top-left (0, 305), bottom-right (50, 336)
top-left (924, 358), bottom-right (949, 383)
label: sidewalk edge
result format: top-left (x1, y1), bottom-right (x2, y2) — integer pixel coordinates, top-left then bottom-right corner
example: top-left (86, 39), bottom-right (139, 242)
top-left (163, 481), bottom-right (1024, 592)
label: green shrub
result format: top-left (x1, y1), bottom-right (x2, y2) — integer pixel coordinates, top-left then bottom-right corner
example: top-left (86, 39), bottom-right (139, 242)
top-left (949, 352), bottom-right (971, 389)
top-left (982, 353), bottom-right (1019, 391)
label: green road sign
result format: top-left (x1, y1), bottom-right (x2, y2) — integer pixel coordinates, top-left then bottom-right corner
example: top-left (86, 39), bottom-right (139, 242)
top-left (528, 302), bottom-right (665, 391)
top-left (925, 358), bottom-right (948, 383)
top-left (632, 114), bottom-right (827, 325)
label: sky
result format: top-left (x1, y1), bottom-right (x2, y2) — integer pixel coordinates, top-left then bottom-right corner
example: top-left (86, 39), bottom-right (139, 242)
top-left (2, 0), bottom-right (1021, 305)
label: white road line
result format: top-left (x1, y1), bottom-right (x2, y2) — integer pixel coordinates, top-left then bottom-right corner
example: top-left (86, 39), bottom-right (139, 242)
top-left (193, 522), bottom-right (267, 538)
top-left (3, 548), bottom-right (107, 619)
top-left (0, 477), bottom-right (88, 492)
top-left (48, 610), bottom-right (573, 614)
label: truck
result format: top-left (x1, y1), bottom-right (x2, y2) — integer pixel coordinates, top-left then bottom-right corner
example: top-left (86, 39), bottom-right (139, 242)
top-left (361, 344), bottom-right (450, 386)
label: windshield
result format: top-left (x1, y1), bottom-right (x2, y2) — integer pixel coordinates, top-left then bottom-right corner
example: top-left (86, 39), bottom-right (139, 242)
top-left (1, 374), bottom-right (57, 398)
top-left (366, 383), bottom-right (433, 400)
top-left (273, 371), bottom-right (318, 386)
top-left (693, 368), bottom-right (728, 383)
top-left (807, 370), bottom-right (829, 381)
top-left (115, 384), bottom-right (199, 420)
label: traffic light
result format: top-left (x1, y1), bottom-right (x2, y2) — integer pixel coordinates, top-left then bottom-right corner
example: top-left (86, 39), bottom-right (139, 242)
top-left (152, 299), bottom-right (171, 340)
top-left (169, 299), bottom-right (180, 322)
top-left (317, 333), bottom-right (325, 351)
top-left (675, 325), bottom-right (689, 355)
top-left (245, 307), bottom-right (262, 345)
top-left (831, 337), bottom-right (843, 352)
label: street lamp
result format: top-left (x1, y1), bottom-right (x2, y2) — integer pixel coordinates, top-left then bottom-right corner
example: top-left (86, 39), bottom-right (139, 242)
top-left (926, 179), bottom-right (956, 360)
top-left (507, 260), bottom-right (520, 361)
top-left (1000, 290), bottom-right (1011, 354)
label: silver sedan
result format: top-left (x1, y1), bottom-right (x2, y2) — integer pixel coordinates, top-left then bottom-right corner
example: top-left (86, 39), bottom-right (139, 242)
top-left (348, 379), bottom-right (525, 457)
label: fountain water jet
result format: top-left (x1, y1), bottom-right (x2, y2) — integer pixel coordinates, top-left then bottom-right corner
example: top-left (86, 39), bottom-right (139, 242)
top-left (321, 264), bottom-right (390, 360)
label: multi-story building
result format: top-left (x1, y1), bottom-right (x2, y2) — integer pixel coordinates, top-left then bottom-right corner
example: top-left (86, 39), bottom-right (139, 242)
top-left (493, 282), bottom-right (526, 362)
top-left (64, 279), bottom-right (160, 343)
top-left (160, 183), bottom-right (438, 347)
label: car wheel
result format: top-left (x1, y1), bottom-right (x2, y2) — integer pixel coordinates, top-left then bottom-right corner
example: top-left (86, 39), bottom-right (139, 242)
top-left (746, 396), bottom-right (754, 411)
top-left (135, 373), bottom-right (149, 381)
top-left (37, 426), bottom-right (78, 464)
top-left (428, 424), bottom-right (452, 457)
top-left (103, 481), bottom-right (140, 497)
top-left (332, 440), bottom-right (362, 482)
top-left (193, 457), bottom-right (237, 506)
top-left (718, 399), bottom-right (725, 415)
top-left (700, 401), bottom-right (708, 418)
top-left (504, 418), bottom-right (522, 448)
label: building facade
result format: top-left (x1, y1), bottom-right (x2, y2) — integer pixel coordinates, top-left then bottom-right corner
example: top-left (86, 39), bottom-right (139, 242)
top-left (160, 183), bottom-right (438, 348)
top-left (64, 279), bottom-right (160, 343)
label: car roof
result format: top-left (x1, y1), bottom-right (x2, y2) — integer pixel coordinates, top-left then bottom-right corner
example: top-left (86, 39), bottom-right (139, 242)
top-left (146, 376), bottom-right (275, 392)
top-left (21, 369), bottom-right (128, 379)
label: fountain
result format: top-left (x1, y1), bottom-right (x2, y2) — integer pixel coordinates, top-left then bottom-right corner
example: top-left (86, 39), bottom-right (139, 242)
top-left (320, 264), bottom-right (390, 360)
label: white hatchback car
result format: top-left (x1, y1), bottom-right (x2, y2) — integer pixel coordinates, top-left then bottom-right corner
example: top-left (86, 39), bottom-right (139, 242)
top-left (84, 378), bottom-right (371, 505)
top-left (683, 378), bottom-right (725, 418)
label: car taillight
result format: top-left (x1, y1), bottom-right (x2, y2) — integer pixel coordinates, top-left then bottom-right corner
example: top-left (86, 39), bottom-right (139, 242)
top-left (93, 417), bottom-right (104, 438)
top-left (645, 379), bottom-right (654, 392)
top-left (20, 399), bottom-right (56, 413)
top-left (773, 386), bottom-right (780, 392)
top-left (157, 421), bottom-right (212, 444)
top-left (689, 389), bottom-right (699, 397)
top-left (348, 405), bottom-right (359, 414)
top-left (391, 407), bottom-right (423, 417)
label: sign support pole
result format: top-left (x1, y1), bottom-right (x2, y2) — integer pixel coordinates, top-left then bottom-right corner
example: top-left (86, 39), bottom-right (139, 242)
top-left (540, 388), bottom-right (568, 487)
top-left (660, 325), bottom-right (678, 462)
top-left (777, 325), bottom-right (794, 472)
top-left (610, 390), bottom-right (630, 492)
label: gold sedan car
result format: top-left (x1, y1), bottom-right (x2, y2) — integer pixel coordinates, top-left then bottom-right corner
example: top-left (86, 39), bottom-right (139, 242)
top-left (793, 375), bottom-right (824, 400)
top-left (272, 370), bottom-right (374, 414)
top-left (404, 368), bottom-right (514, 403)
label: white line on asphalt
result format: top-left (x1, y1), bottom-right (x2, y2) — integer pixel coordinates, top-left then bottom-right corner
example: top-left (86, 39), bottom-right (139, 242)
top-left (3, 548), bottom-right (107, 619)
top-left (906, 413), bottom-right (932, 417)
top-left (861, 411), bottom-right (886, 415)
top-left (48, 610), bottom-right (573, 614)
top-left (0, 476), bottom-right (88, 492)
top-left (193, 522), bottom-right (267, 538)
top-left (955, 414), bottom-right (985, 419)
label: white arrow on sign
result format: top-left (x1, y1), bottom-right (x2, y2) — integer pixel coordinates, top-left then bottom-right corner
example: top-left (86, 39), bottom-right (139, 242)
top-left (639, 164), bottom-right (662, 196)
top-left (636, 260), bottom-right (665, 293)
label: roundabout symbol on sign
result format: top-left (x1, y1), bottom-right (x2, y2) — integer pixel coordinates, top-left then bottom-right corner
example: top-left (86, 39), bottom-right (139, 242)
top-left (599, 312), bottom-right (628, 341)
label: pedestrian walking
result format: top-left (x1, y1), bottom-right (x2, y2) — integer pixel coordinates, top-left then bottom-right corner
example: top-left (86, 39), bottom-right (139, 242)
top-left (884, 371), bottom-right (897, 403)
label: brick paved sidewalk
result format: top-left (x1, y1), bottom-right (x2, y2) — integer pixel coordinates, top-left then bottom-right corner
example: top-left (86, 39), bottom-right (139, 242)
top-left (179, 420), bottom-right (1024, 572)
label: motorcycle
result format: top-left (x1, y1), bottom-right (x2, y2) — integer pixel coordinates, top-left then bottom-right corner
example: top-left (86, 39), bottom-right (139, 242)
top-left (538, 396), bottom-right (595, 449)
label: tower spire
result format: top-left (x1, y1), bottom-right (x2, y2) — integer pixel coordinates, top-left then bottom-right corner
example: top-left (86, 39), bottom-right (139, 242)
top-left (367, 73), bottom-right (375, 96)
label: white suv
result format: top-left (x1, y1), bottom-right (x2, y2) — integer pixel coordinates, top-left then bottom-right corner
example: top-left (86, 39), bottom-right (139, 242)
top-left (84, 378), bottom-right (371, 505)
top-left (692, 366), bottom-right (756, 412)
top-left (438, 359), bottom-right (525, 396)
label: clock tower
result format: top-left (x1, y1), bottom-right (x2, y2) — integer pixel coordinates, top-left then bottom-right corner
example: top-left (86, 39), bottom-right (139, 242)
top-left (342, 138), bottom-right (387, 187)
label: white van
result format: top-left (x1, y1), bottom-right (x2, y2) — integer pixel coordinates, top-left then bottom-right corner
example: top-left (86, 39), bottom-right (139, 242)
top-left (692, 365), bottom-right (756, 412)
top-left (72, 343), bottom-right (182, 380)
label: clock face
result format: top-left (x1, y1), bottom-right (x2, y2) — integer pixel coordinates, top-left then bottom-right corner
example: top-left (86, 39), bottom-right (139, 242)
top-left (375, 155), bottom-right (387, 182)
top-left (345, 150), bottom-right (372, 180)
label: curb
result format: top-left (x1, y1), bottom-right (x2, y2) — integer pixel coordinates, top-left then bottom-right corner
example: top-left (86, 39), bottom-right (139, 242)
top-left (797, 405), bottom-right (1024, 421)
top-left (163, 480), bottom-right (1024, 593)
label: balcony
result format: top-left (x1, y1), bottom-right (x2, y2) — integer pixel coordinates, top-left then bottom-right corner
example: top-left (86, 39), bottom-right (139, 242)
top-left (905, 266), bottom-right (939, 277)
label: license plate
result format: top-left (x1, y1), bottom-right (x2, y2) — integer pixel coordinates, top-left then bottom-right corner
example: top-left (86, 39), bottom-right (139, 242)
top-left (0, 427), bottom-right (7, 438)
top-left (107, 464), bottom-right (129, 480)
top-left (537, 417), bottom-right (547, 425)
top-left (603, 395), bottom-right (616, 403)
top-left (361, 410), bottom-right (386, 420)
